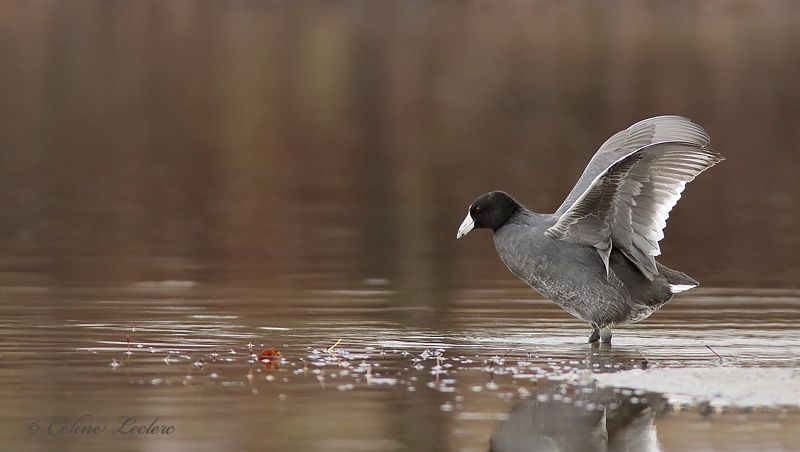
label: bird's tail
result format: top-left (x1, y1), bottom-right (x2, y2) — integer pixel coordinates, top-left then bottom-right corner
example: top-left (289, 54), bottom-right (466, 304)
top-left (656, 262), bottom-right (699, 294)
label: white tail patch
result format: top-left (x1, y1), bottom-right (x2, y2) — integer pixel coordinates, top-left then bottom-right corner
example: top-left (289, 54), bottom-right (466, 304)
top-left (669, 284), bottom-right (696, 293)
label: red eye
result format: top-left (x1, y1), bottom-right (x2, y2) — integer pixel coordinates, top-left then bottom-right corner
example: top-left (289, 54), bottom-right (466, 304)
top-left (475, 207), bottom-right (481, 213)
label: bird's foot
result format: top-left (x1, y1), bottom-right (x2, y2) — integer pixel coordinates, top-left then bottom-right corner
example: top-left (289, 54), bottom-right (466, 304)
top-left (588, 326), bottom-right (612, 344)
top-left (588, 326), bottom-right (600, 343)
top-left (600, 326), bottom-right (612, 344)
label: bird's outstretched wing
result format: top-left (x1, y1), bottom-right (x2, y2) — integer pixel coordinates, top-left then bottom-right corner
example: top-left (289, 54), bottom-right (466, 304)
top-left (546, 117), bottom-right (724, 280)
top-left (554, 116), bottom-right (710, 216)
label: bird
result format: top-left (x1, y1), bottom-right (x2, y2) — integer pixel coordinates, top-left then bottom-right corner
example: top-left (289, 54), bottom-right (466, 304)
top-left (456, 116), bottom-right (724, 344)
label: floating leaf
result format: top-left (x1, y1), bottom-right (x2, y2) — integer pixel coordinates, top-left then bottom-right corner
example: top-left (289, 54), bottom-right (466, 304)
top-left (259, 348), bottom-right (282, 370)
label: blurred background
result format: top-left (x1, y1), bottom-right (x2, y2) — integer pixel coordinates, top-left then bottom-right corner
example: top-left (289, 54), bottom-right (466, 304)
top-left (1, 0), bottom-right (799, 297)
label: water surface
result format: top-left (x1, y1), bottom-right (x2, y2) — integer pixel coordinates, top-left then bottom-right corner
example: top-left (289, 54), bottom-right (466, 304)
top-left (2, 284), bottom-right (799, 451)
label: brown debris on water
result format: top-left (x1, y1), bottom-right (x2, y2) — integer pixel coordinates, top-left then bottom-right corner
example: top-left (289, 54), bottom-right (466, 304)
top-left (259, 347), bottom-right (282, 369)
top-left (327, 338), bottom-right (342, 353)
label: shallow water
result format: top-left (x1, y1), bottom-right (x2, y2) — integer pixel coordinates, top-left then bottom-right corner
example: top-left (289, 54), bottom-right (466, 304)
top-left (3, 284), bottom-right (800, 451)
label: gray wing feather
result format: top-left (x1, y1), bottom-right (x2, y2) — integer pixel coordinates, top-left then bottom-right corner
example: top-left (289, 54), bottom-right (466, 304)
top-left (546, 118), bottom-right (724, 280)
top-left (554, 116), bottom-right (710, 216)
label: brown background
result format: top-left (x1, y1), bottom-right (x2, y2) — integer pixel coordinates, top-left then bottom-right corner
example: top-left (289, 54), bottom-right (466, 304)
top-left (1, 0), bottom-right (798, 293)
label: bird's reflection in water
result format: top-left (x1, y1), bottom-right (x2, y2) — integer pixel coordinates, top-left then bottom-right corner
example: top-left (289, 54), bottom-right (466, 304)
top-left (490, 381), bottom-right (666, 452)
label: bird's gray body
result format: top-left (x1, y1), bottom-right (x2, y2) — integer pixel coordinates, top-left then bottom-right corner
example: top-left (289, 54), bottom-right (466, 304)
top-left (494, 210), bottom-right (685, 328)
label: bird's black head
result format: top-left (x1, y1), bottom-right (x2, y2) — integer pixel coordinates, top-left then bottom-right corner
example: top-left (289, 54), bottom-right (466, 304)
top-left (457, 191), bottom-right (522, 238)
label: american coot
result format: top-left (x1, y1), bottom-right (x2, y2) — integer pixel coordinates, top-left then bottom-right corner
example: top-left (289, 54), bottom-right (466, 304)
top-left (457, 116), bottom-right (724, 344)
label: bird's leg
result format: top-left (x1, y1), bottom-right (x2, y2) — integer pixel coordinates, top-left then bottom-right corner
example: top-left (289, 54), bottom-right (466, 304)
top-left (588, 325), bottom-right (600, 343)
top-left (600, 327), bottom-right (612, 344)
